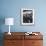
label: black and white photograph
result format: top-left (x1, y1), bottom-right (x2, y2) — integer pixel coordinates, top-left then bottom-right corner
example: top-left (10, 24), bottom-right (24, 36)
top-left (21, 8), bottom-right (34, 25)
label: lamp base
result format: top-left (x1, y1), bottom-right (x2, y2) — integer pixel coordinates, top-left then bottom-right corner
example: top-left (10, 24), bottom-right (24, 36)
top-left (8, 32), bottom-right (11, 35)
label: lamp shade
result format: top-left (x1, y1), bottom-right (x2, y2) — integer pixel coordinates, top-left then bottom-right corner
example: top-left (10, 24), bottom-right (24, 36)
top-left (5, 18), bottom-right (14, 25)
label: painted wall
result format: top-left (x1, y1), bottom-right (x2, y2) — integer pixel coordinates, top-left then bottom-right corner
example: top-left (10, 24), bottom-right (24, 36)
top-left (0, 0), bottom-right (46, 32)
top-left (0, 0), bottom-right (46, 46)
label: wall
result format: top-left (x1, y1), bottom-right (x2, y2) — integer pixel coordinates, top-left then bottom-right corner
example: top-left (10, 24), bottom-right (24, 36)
top-left (0, 0), bottom-right (46, 32)
top-left (0, 0), bottom-right (46, 46)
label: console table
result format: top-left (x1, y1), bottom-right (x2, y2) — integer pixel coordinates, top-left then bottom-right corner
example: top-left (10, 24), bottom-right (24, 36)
top-left (4, 32), bottom-right (43, 46)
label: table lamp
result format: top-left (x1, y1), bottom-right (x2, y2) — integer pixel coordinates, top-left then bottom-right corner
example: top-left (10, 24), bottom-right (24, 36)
top-left (5, 18), bottom-right (14, 35)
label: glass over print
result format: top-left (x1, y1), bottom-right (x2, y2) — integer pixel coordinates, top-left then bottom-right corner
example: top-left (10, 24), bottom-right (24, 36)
top-left (21, 8), bottom-right (34, 25)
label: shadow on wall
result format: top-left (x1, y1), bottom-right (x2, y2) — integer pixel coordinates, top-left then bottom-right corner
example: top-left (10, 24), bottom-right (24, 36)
top-left (0, 16), bottom-right (5, 46)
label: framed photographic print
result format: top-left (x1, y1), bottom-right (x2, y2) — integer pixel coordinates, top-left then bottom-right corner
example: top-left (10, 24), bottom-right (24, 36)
top-left (21, 8), bottom-right (34, 25)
